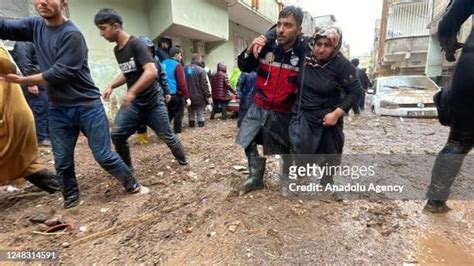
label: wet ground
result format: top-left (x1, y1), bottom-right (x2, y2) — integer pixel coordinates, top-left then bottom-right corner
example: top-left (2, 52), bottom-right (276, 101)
top-left (0, 111), bottom-right (472, 264)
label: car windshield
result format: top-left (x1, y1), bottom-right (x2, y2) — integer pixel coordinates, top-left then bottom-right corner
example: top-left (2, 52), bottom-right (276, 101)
top-left (378, 76), bottom-right (438, 93)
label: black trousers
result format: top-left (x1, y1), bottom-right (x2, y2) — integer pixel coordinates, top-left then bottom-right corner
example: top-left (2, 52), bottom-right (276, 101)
top-left (426, 129), bottom-right (474, 201)
top-left (168, 94), bottom-right (184, 133)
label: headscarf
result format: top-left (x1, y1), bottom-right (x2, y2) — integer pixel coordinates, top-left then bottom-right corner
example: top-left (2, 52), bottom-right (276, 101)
top-left (308, 25), bottom-right (343, 64)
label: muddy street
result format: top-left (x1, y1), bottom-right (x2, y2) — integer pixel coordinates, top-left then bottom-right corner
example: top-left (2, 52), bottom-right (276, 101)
top-left (0, 113), bottom-right (472, 264)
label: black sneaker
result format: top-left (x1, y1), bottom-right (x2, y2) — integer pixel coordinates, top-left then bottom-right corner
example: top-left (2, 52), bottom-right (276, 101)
top-left (424, 200), bottom-right (451, 213)
top-left (127, 182), bottom-right (141, 194)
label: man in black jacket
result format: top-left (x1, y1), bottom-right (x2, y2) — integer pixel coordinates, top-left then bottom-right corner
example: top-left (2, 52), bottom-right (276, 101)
top-left (425, 0), bottom-right (474, 213)
top-left (351, 58), bottom-right (370, 111)
top-left (185, 53), bottom-right (211, 128)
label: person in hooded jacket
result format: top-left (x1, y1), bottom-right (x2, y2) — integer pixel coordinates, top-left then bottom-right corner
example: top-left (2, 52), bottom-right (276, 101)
top-left (425, 0), bottom-right (474, 213)
top-left (185, 53), bottom-right (212, 127)
top-left (236, 70), bottom-right (257, 128)
top-left (210, 62), bottom-right (236, 120)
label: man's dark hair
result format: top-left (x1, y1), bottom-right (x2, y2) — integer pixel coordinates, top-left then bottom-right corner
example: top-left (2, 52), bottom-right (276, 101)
top-left (169, 47), bottom-right (182, 58)
top-left (94, 8), bottom-right (123, 27)
top-left (279, 5), bottom-right (303, 27)
top-left (351, 58), bottom-right (360, 67)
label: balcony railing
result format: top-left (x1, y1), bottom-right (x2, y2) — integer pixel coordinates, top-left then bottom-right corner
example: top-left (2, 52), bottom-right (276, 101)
top-left (386, 0), bottom-right (432, 39)
top-left (238, 0), bottom-right (283, 23)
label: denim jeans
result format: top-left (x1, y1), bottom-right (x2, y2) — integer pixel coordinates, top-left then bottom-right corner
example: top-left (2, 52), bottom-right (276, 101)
top-left (22, 85), bottom-right (49, 141)
top-left (111, 100), bottom-right (181, 170)
top-left (49, 104), bottom-right (138, 196)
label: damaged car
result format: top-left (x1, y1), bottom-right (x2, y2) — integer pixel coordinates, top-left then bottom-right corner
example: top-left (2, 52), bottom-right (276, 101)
top-left (366, 75), bottom-right (439, 117)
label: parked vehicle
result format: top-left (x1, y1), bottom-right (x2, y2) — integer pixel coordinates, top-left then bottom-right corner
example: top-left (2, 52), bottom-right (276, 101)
top-left (366, 75), bottom-right (439, 117)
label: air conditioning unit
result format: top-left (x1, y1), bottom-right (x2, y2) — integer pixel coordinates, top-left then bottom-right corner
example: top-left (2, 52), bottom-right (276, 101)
top-left (193, 41), bottom-right (206, 55)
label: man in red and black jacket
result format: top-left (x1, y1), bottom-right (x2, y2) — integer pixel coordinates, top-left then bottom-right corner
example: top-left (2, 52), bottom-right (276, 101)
top-left (236, 5), bottom-right (306, 192)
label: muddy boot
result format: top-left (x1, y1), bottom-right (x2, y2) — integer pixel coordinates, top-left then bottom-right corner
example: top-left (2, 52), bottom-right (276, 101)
top-left (320, 175), bottom-right (343, 202)
top-left (123, 177), bottom-right (141, 194)
top-left (241, 142), bottom-right (266, 192)
top-left (25, 169), bottom-right (60, 194)
top-left (222, 108), bottom-right (228, 120)
top-left (113, 140), bottom-right (134, 173)
top-left (189, 121), bottom-right (195, 128)
top-left (170, 142), bottom-right (189, 165)
top-left (242, 157), bottom-right (266, 192)
top-left (174, 123), bottom-right (182, 134)
top-left (424, 200), bottom-right (451, 213)
top-left (62, 184), bottom-right (80, 209)
top-left (198, 121), bottom-right (205, 128)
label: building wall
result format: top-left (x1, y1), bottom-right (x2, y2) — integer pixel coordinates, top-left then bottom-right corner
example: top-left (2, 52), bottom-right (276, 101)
top-left (69, 0), bottom-right (150, 94)
top-left (206, 21), bottom-right (260, 73)
top-left (386, 1), bottom-right (432, 38)
top-left (377, 0), bottom-right (398, 62)
top-left (171, 0), bottom-right (229, 40)
top-left (147, 0), bottom-right (173, 38)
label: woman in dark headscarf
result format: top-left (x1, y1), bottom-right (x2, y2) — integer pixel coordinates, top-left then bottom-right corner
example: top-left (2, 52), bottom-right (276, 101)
top-left (289, 26), bottom-right (361, 197)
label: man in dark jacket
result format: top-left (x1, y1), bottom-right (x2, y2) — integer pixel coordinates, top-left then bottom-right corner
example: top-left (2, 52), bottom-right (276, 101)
top-left (185, 53), bottom-right (211, 127)
top-left (156, 37), bottom-right (171, 63)
top-left (211, 62), bottom-right (235, 120)
top-left (236, 70), bottom-right (257, 127)
top-left (236, 6), bottom-right (305, 192)
top-left (425, 0), bottom-right (474, 213)
top-left (11, 41), bottom-right (50, 146)
top-left (351, 58), bottom-right (370, 111)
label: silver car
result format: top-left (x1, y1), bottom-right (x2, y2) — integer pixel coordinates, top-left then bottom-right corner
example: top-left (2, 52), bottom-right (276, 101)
top-left (366, 75), bottom-right (439, 117)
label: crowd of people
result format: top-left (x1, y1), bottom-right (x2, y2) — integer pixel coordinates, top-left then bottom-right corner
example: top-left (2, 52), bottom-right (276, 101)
top-left (0, 0), bottom-right (472, 215)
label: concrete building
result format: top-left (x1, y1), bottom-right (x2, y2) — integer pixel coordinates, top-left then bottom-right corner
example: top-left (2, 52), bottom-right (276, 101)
top-left (426, 0), bottom-right (473, 87)
top-left (370, 19), bottom-right (382, 79)
top-left (313, 15), bottom-right (336, 28)
top-left (301, 10), bottom-right (315, 36)
top-left (375, 0), bottom-right (434, 77)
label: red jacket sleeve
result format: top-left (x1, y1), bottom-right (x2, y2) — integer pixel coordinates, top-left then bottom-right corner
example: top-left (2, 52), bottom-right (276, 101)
top-left (174, 64), bottom-right (189, 99)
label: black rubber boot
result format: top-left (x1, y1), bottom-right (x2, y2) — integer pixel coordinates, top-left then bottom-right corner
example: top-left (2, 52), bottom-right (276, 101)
top-left (112, 140), bottom-right (134, 173)
top-left (198, 121), bottom-right (205, 127)
top-left (241, 142), bottom-right (266, 193)
top-left (222, 108), bottom-right (228, 120)
top-left (189, 121), bottom-right (195, 128)
top-left (424, 200), bottom-right (450, 213)
top-left (174, 122), bottom-right (182, 134)
top-left (62, 185), bottom-right (80, 209)
top-left (25, 169), bottom-right (60, 194)
top-left (170, 142), bottom-right (189, 165)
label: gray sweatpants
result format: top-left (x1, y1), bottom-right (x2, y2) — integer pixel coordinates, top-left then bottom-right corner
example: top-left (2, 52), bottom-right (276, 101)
top-left (188, 105), bottom-right (205, 122)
